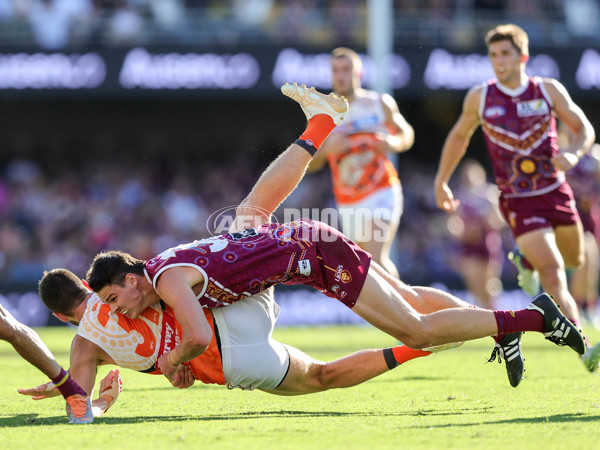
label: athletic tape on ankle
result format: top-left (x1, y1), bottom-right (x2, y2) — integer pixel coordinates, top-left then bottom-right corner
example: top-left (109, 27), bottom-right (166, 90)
top-left (294, 139), bottom-right (317, 156)
top-left (383, 348), bottom-right (399, 369)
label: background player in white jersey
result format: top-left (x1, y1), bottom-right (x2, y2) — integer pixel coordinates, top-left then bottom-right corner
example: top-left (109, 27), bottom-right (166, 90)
top-left (434, 23), bottom-right (600, 379)
top-left (307, 47), bottom-right (414, 278)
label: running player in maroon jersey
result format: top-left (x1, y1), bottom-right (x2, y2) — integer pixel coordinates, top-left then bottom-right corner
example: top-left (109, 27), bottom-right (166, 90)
top-left (434, 24), bottom-right (599, 378)
top-left (85, 83), bottom-right (586, 389)
top-left (445, 159), bottom-right (505, 309)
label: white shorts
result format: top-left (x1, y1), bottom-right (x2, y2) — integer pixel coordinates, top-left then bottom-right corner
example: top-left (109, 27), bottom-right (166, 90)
top-left (211, 289), bottom-right (289, 390)
top-left (337, 184), bottom-right (403, 243)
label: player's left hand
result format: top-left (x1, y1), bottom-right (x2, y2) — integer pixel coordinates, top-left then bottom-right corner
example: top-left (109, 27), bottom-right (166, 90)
top-left (99, 369), bottom-right (122, 406)
top-left (17, 381), bottom-right (61, 400)
top-left (552, 152), bottom-right (579, 171)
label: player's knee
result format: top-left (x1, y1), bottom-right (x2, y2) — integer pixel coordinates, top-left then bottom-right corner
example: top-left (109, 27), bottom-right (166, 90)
top-left (397, 320), bottom-right (433, 349)
top-left (563, 252), bottom-right (584, 269)
top-left (537, 266), bottom-right (563, 287)
top-left (310, 363), bottom-right (332, 392)
top-left (399, 322), bottom-right (432, 350)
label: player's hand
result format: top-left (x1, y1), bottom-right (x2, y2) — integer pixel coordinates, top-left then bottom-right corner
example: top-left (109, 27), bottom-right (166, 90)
top-left (171, 364), bottom-right (195, 389)
top-left (17, 381), bottom-right (61, 400)
top-left (435, 183), bottom-right (460, 212)
top-left (157, 351), bottom-right (181, 385)
top-left (99, 369), bottom-right (122, 406)
top-left (552, 152), bottom-right (579, 172)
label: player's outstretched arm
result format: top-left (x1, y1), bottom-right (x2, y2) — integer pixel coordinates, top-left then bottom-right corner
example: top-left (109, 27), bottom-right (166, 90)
top-left (434, 87), bottom-right (482, 212)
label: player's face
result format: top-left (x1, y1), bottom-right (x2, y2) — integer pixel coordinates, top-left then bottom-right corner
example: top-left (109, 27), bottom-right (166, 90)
top-left (488, 40), bottom-right (524, 87)
top-left (331, 56), bottom-right (357, 97)
top-left (97, 276), bottom-right (144, 319)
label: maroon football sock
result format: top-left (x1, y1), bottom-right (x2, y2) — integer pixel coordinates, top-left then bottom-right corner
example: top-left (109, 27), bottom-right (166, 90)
top-left (52, 369), bottom-right (87, 399)
top-left (493, 309), bottom-right (544, 335)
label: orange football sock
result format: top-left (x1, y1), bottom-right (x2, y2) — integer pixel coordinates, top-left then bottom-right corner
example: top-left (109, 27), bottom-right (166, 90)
top-left (298, 114), bottom-right (336, 150)
top-left (383, 345), bottom-right (432, 369)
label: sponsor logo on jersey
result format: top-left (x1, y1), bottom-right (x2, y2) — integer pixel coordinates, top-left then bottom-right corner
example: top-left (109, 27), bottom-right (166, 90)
top-left (334, 265), bottom-right (353, 283)
top-left (229, 228), bottom-right (259, 241)
top-left (516, 99), bottom-right (549, 117)
top-left (484, 106), bottom-right (505, 118)
top-left (163, 322), bottom-right (174, 352)
top-left (330, 284), bottom-right (341, 293)
top-left (298, 259), bottom-right (311, 276)
top-left (523, 216), bottom-right (547, 226)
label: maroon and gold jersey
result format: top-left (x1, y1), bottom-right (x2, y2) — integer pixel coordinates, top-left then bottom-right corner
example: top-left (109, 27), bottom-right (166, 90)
top-left (144, 219), bottom-right (371, 309)
top-left (480, 76), bottom-right (563, 198)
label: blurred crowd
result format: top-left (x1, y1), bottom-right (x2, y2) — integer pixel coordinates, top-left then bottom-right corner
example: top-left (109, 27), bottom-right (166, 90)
top-left (0, 0), bottom-right (598, 50)
top-left (0, 150), bottom-right (519, 292)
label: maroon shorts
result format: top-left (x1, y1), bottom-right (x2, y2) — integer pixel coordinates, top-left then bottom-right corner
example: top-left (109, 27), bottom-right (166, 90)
top-left (499, 183), bottom-right (581, 239)
top-left (285, 221), bottom-right (372, 308)
top-left (459, 231), bottom-right (503, 262)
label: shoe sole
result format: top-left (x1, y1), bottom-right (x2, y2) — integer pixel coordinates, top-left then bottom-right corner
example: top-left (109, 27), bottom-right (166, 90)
top-left (281, 82), bottom-right (348, 125)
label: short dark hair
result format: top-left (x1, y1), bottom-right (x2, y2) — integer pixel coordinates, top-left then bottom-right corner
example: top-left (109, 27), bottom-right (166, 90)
top-left (485, 24), bottom-right (529, 57)
top-left (86, 250), bottom-right (145, 292)
top-left (38, 269), bottom-right (89, 316)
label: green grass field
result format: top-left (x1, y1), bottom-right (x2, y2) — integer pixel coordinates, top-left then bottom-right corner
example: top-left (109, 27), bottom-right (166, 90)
top-left (1, 325), bottom-right (599, 449)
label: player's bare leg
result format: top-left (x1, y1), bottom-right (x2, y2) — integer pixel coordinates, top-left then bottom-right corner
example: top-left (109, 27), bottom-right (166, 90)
top-left (352, 267), bottom-right (585, 355)
top-left (357, 218), bottom-right (400, 279)
top-left (0, 304), bottom-right (63, 379)
top-left (569, 232), bottom-right (600, 323)
top-left (263, 341), bottom-right (459, 396)
top-left (231, 84), bottom-right (348, 232)
top-left (517, 228), bottom-right (581, 323)
top-left (0, 304), bottom-right (92, 423)
top-left (370, 261), bottom-right (471, 313)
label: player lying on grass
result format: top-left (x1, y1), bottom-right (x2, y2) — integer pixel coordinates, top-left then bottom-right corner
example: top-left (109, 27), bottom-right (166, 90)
top-left (86, 84), bottom-right (587, 392)
top-left (20, 277), bottom-right (462, 410)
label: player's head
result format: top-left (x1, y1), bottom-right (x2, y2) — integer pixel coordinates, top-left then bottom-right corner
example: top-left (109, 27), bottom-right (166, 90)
top-left (86, 250), bottom-right (145, 292)
top-left (485, 24), bottom-right (529, 59)
top-left (331, 47), bottom-right (362, 96)
top-left (485, 24), bottom-right (529, 83)
top-left (87, 250), bottom-right (150, 319)
top-left (38, 269), bottom-right (90, 321)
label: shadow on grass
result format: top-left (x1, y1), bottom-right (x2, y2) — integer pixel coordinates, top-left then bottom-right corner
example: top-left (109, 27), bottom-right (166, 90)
top-left (8, 408), bottom-right (592, 427)
top-left (406, 412), bottom-right (600, 428)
